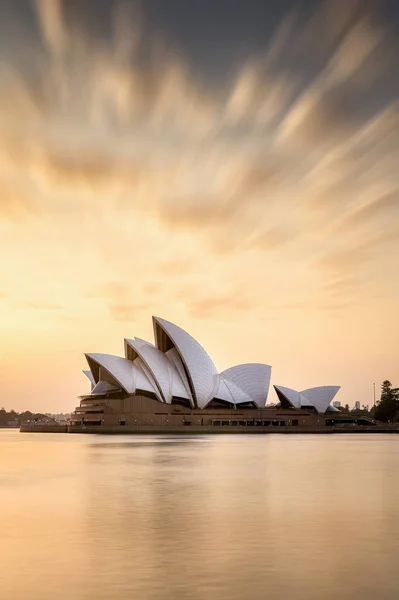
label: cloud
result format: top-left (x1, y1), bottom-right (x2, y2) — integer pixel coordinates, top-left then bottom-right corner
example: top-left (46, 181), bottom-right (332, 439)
top-left (142, 283), bottom-right (161, 296)
top-left (320, 277), bottom-right (363, 295)
top-left (340, 190), bottom-right (399, 231)
top-left (107, 303), bottom-right (149, 322)
top-left (0, 0), bottom-right (397, 318)
top-left (34, 148), bottom-right (144, 193)
top-left (293, 0), bottom-right (363, 59)
top-left (156, 197), bottom-right (228, 231)
top-left (0, 1), bottom-right (395, 243)
top-left (187, 295), bottom-right (255, 320)
top-left (314, 299), bottom-right (358, 314)
top-left (313, 226), bottom-right (399, 280)
top-left (235, 159), bottom-right (290, 195)
top-left (157, 259), bottom-right (195, 276)
top-left (84, 281), bottom-right (151, 322)
top-left (313, 247), bottom-right (369, 275)
top-left (247, 227), bottom-right (295, 251)
top-left (10, 301), bottom-right (64, 310)
top-left (0, 184), bottom-right (38, 220)
top-left (35, 0), bottom-right (68, 56)
top-left (278, 5), bottom-right (392, 148)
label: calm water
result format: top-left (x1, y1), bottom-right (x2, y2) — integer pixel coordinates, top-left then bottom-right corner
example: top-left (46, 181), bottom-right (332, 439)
top-left (1, 430), bottom-right (399, 600)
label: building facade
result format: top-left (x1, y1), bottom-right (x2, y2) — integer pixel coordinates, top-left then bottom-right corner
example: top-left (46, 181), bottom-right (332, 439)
top-left (68, 316), bottom-right (365, 434)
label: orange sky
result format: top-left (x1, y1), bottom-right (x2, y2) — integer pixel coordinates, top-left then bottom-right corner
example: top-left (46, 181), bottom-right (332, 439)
top-left (0, 0), bottom-right (398, 412)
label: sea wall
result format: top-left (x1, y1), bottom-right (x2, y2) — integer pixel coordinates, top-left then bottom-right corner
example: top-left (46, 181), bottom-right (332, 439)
top-left (20, 423), bottom-right (68, 433)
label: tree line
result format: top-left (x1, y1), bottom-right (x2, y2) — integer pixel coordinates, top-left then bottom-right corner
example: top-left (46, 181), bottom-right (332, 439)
top-left (373, 380), bottom-right (399, 422)
top-left (337, 380), bottom-right (399, 423)
top-left (0, 408), bottom-right (49, 428)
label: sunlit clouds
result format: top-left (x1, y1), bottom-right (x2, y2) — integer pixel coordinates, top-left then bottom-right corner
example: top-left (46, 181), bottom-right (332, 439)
top-left (0, 0), bottom-right (398, 411)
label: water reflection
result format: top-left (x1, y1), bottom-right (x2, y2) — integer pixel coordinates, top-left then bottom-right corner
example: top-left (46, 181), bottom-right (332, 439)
top-left (1, 431), bottom-right (399, 600)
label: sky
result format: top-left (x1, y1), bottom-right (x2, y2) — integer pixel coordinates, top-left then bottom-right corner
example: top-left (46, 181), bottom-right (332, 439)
top-left (0, 0), bottom-right (398, 413)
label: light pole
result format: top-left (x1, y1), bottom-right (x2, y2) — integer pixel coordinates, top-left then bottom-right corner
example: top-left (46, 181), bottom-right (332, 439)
top-left (373, 382), bottom-right (376, 407)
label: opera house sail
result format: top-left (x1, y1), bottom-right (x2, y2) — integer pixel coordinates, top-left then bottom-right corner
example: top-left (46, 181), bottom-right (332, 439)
top-left (68, 316), bottom-right (358, 433)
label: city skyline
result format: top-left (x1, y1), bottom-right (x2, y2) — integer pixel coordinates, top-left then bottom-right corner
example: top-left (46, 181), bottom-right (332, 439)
top-left (0, 0), bottom-right (398, 412)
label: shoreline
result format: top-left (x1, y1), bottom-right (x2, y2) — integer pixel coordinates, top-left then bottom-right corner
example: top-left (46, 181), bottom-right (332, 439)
top-left (19, 423), bottom-right (399, 435)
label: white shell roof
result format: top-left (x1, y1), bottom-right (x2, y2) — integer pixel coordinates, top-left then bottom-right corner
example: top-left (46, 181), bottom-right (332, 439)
top-left (86, 353), bottom-right (136, 394)
top-left (83, 316), bottom-right (340, 412)
top-left (223, 378), bottom-right (253, 405)
top-left (91, 380), bottom-right (120, 395)
top-left (133, 356), bottom-right (164, 401)
top-left (274, 384), bottom-right (340, 413)
top-left (298, 392), bottom-right (315, 408)
top-left (326, 405), bottom-right (340, 413)
top-left (133, 359), bottom-right (159, 396)
top-left (301, 386), bottom-right (341, 413)
top-left (215, 377), bottom-right (235, 404)
top-left (86, 352), bottom-right (161, 397)
top-left (221, 363), bottom-right (271, 408)
top-left (165, 348), bottom-right (194, 406)
top-left (83, 370), bottom-right (96, 387)
top-left (274, 386), bottom-right (300, 408)
top-left (126, 338), bottom-right (188, 404)
top-left (135, 337), bottom-right (154, 346)
top-left (153, 317), bottom-right (219, 409)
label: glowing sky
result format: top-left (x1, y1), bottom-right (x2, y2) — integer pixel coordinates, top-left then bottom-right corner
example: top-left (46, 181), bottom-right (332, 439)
top-left (0, 0), bottom-right (398, 412)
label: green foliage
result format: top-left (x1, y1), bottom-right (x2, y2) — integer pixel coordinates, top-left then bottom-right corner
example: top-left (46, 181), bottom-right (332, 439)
top-left (0, 409), bottom-right (49, 427)
top-left (374, 381), bottom-right (399, 422)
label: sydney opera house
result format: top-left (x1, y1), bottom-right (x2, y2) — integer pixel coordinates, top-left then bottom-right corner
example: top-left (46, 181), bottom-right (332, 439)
top-left (68, 316), bottom-right (359, 433)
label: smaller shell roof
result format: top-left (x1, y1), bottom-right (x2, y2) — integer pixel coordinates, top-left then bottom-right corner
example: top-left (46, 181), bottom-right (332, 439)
top-left (133, 359), bottom-right (160, 396)
top-left (215, 377), bottom-right (235, 404)
top-left (223, 378), bottom-right (253, 405)
top-left (91, 380), bottom-right (120, 395)
top-left (83, 370), bottom-right (96, 387)
top-left (221, 363), bottom-right (271, 408)
top-left (86, 353), bottom-right (135, 394)
top-left (274, 385), bottom-right (300, 408)
top-left (126, 338), bottom-right (185, 404)
top-left (274, 384), bottom-right (341, 413)
top-left (301, 386), bottom-right (340, 413)
top-left (165, 347), bottom-right (194, 406)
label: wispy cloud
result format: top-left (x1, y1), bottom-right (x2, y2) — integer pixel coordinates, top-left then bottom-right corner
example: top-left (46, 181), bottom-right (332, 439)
top-left (187, 295), bottom-right (255, 320)
top-left (10, 301), bottom-right (64, 310)
top-left (0, 0), bottom-right (398, 322)
top-left (0, 184), bottom-right (38, 220)
top-left (339, 190), bottom-right (399, 231)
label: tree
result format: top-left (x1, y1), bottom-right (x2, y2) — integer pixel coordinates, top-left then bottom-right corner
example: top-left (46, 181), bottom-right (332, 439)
top-left (0, 409), bottom-right (51, 427)
top-left (374, 381), bottom-right (399, 422)
top-left (0, 408), bottom-right (7, 426)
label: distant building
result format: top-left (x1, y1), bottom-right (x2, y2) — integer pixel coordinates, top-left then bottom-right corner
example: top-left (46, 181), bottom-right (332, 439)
top-left (355, 401), bottom-right (361, 410)
top-left (45, 413), bottom-right (71, 423)
top-left (333, 401), bottom-right (341, 408)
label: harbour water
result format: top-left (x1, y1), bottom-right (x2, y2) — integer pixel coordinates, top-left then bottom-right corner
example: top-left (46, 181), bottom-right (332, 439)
top-left (1, 429), bottom-right (399, 600)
